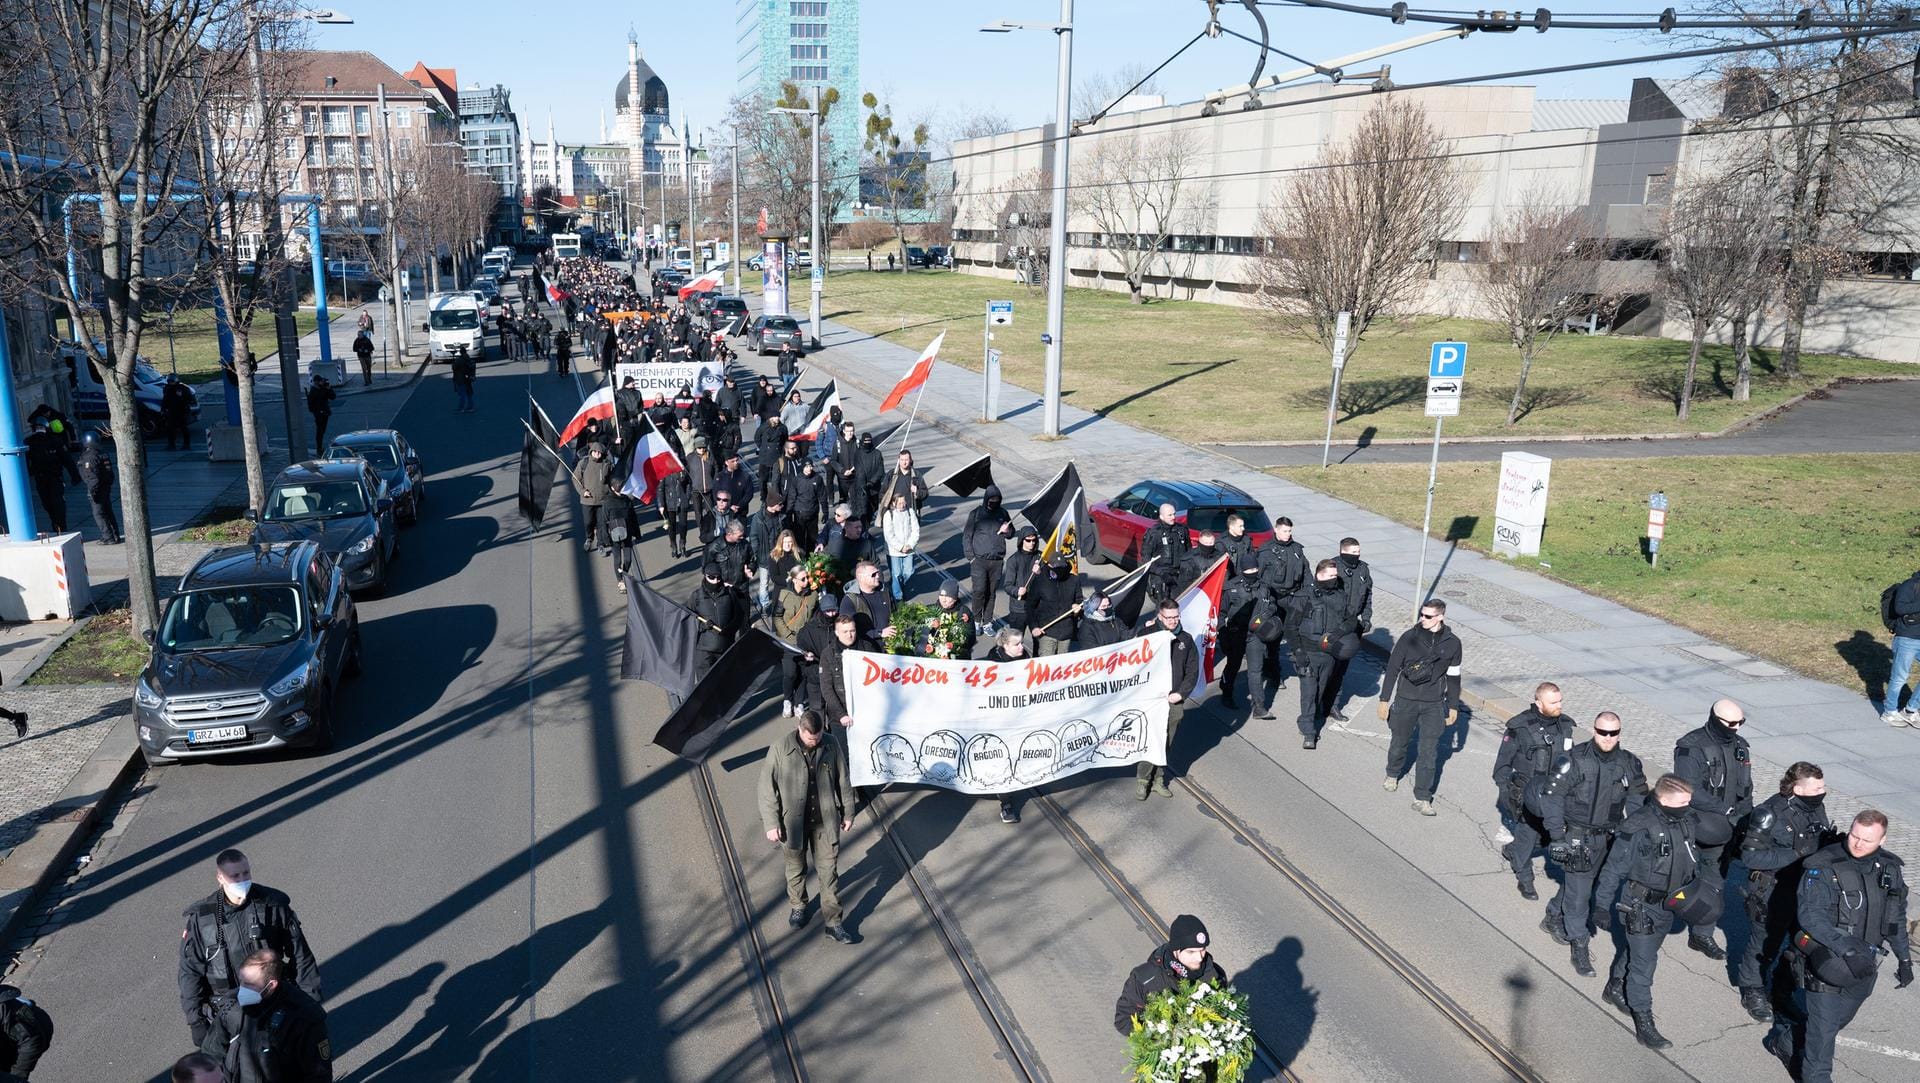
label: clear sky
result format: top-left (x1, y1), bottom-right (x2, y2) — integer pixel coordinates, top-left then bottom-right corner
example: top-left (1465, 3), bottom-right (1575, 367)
top-left (307, 1), bottom-right (1699, 149)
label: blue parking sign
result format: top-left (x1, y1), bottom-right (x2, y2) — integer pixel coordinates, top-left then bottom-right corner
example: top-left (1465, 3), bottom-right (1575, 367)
top-left (1429, 341), bottom-right (1467, 379)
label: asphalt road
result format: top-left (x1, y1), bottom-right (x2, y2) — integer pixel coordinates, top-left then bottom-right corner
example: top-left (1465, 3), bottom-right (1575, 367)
top-left (1209, 378), bottom-right (1920, 467)
top-left (13, 268), bottom-right (1868, 1081)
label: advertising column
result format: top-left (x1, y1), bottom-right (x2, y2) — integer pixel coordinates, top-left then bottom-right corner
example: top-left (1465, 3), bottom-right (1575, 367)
top-left (762, 232), bottom-right (790, 317)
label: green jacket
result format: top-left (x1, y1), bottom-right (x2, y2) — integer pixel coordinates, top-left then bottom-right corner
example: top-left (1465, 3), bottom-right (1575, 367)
top-left (758, 727), bottom-right (855, 849)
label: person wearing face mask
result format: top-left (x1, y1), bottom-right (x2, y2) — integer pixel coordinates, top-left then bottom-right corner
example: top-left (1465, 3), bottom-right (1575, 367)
top-left (1537, 712), bottom-right (1649, 978)
top-left (1074, 590), bottom-right (1126, 652)
top-left (1321, 537), bottom-right (1373, 723)
top-left (1027, 557), bottom-right (1083, 657)
top-left (689, 563), bottom-right (743, 679)
top-left (1765, 809), bottom-right (1912, 1083)
top-left (1592, 774), bottom-right (1721, 1050)
top-left (1378, 599), bottom-right (1465, 817)
top-left (1113, 914), bottom-right (1231, 1036)
top-left (963, 486), bottom-right (1013, 635)
top-left (179, 849), bottom-right (322, 1056)
top-left (1671, 697), bottom-right (1754, 961)
top-left (1003, 526), bottom-right (1043, 639)
top-left (1282, 560), bottom-right (1352, 750)
top-left (1179, 529), bottom-right (1222, 589)
top-left (1493, 682), bottom-right (1575, 895)
top-left (1253, 516), bottom-right (1309, 709)
top-left (1215, 557), bottom-right (1264, 709)
top-left (221, 949), bottom-right (331, 1083)
top-left (1736, 762), bottom-right (1836, 1022)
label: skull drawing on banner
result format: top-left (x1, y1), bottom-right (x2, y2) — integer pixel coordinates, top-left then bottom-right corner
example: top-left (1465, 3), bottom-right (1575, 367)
top-left (1012, 729), bottom-right (1061, 785)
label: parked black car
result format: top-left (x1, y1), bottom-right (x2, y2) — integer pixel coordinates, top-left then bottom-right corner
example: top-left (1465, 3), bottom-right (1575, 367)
top-left (904, 246), bottom-right (929, 267)
top-left (250, 459), bottom-right (399, 593)
top-left (326, 428), bottom-right (425, 524)
top-left (711, 296), bottom-right (750, 331)
top-left (134, 540), bottom-right (361, 765)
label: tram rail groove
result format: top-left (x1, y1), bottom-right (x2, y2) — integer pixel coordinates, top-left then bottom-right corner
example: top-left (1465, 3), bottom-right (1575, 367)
top-left (691, 763), bottom-right (809, 1083)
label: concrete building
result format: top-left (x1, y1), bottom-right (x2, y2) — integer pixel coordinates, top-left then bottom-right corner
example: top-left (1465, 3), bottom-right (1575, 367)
top-left (736, 0), bottom-right (860, 216)
top-left (453, 82), bottom-right (524, 244)
top-left (951, 77), bottom-right (1920, 363)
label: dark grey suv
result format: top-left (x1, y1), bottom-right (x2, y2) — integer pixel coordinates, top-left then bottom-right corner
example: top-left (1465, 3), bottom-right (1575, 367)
top-left (135, 541), bottom-right (361, 765)
top-left (250, 459), bottom-right (399, 593)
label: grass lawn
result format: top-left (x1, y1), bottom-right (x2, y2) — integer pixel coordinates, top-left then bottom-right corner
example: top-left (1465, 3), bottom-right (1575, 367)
top-left (153, 307), bottom-right (322, 385)
top-left (26, 607), bottom-right (148, 686)
top-left (813, 269), bottom-right (1910, 441)
top-left (177, 504), bottom-right (252, 544)
top-left (1275, 454), bottom-right (1920, 692)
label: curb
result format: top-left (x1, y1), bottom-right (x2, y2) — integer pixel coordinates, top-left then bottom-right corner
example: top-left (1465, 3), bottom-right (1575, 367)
top-left (10, 613), bottom-right (97, 688)
top-left (0, 711), bottom-right (141, 953)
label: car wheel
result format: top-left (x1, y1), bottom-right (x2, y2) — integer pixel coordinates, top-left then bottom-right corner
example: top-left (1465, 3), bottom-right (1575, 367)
top-left (1086, 543), bottom-right (1109, 566)
top-left (308, 684), bottom-right (336, 752)
top-left (343, 621), bottom-right (363, 679)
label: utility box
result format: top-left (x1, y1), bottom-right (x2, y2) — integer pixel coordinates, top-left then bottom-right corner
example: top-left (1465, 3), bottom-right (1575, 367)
top-left (0, 534), bottom-right (92, 620)
top-left (1493, 452), bottom-right (1552, 557)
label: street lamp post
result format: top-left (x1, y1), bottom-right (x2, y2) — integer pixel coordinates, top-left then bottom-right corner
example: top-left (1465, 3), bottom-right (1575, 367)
top-left (726, 124), bottom-right (741, 296)
top-left (770, 89), bottom-right (824, 348)
top-left (983, 2), bottom-right (1073, 437)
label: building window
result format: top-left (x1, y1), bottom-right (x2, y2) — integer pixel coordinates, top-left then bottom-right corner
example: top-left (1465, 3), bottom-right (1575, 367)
top-left (1214, 236), bottom-right (1260, 256)
top-left (791, 1), bottom-right (828, 14)
top-left (323, 106), bottom-right (351, 135)
top-left (354, 106), bottom-right (371, 134)
top-left (791, 21), bottom-right (828, 38)
top-left (302, 107), bottom-right (319, 135)
top-left (391, 107), bottom-right (411, 128)
top-left (790, 44), bottom-right (827, 59)
top-left (306, 138), bottom-right (322, 167)
top-left (790, 65), bottom-right (828, 81)
top-left (282, 136), bottom-right (299, 162)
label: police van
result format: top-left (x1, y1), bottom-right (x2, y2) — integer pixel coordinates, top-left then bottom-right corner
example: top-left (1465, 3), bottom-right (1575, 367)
top-left (57, 341), bottom-right (200, 437)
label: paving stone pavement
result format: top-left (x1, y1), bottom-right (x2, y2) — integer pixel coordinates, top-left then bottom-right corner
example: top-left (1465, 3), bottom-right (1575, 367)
top-left (770, 305), bottom-right (1920, 855)
top-left (0, 686), bottom-right (133, 857)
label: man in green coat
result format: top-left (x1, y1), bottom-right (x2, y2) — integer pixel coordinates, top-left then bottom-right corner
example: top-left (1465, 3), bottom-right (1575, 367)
top-left (760, 709), bottom-right (857, 943)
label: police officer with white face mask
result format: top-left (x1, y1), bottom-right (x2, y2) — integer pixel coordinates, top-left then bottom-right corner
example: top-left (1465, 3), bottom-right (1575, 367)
top-left (178, 848), bottom-right (323, 1055)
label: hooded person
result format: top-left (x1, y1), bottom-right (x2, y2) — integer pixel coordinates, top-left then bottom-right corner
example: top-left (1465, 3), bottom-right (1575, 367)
top-left (1002, 525), bottom-right (1042, 636)
top-left (1215, 556), bottom-right (1265, 708)
top-left (688, 561), bottom-right (743, 679)
top-left (1074, 590), bottom-right (1127, 652)
top-left (1284, 559), bottom-right (1353, 749)
top-left (1028, 556), bottom-right (1083, 656)
top-left (1113, 914), bottom-right (1232, 1036)
top-left (571, 442), bottom-right (613, 551)
top-left (796, 593), bottom-right (844, 715)
top-left (963, 485), bottom-right (1014, 632)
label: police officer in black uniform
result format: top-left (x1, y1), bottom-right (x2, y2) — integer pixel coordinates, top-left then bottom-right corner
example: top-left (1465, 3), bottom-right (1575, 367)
top-left (179, 849), bottom-right (322, 1056)
top-left (1736, 761), bottom-right (1835, 1022)
top-left (75, 431), bottom-right (120, 544)
top-left (222, 949), bottom-right (331, 1083)
top-left (1140, 503), bottom-right (1190, 605)
top-left (1594, 773), bottom-right (1727, 1050)
top-left (1537, 711), bottom-right (1648, 977)
top-left (1377, 599), bottom-right (1464, 817)
top-left (1283, 559), bottom-right (1351, 750)
top-left (1253, 516), bottom-right (1308, 711)
top-left (1765, 809), bottom-right (1912, 1083)
top-left (1493, 682), bottom-right (1575, 900)
top-left (1672, 697), bottom-right (1753, 960)
top-left (1321, 537), bottom-right (1373, 723)
top-left (23, 418), bottom-right (78, 534)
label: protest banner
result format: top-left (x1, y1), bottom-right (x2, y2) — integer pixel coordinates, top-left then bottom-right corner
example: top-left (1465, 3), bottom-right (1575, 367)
top-left (614, 360), bottom-right (726, 404)
top-left (843, 633), bottom-right (1173, 794)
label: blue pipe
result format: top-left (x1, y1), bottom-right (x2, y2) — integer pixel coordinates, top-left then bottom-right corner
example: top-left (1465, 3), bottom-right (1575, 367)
top-left (0, 305), bottom-right (40, 539)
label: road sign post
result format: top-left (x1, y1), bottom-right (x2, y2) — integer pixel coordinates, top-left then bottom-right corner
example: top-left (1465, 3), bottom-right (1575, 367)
top-left (1413, 341), bottom-right (1468, 614)
top-left (984, 348), bottom-right (1003, 421)
top-left (984, 301), bottom-right (1012, 422)
top-left (1647, 490), bottom-right (1668, 567)
top-left (1320, 310), bottom-right (1352, 468)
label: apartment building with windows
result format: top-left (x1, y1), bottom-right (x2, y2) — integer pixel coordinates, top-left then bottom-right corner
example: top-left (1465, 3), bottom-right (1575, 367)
top-left (736, 0), bottom-right (861, 215)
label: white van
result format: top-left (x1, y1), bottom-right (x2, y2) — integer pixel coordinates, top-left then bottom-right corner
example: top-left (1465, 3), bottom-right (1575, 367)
top-left (57, 342), bottom-right (200, 437)
top-left (552, 233), bottom-right (582, 259)
top-left (425, 292), bottom-right (485, 362)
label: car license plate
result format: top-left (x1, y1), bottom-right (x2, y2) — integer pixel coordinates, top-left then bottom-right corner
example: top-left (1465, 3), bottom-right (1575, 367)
top-left (187, 725), bottom-right (248, 744)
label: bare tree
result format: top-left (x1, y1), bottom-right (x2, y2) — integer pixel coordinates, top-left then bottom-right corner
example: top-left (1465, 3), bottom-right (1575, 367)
top-left (1076, 62), bottom-right (1164, 121)
top-left (1471, 194), bottom-right (1603, 426)
top-left (1073, 129), bottom-right (1204, 303)
top-left (995, 167), bottom-right (1052, 294)
top-left (1660, 171), bottom-right (1771, 420)
top-left (1686, 1), bottom-right (1920, 376)
top-left (727, 83), bottom-right (846, 264)
top-left (860, 92), bottom-right (930, 265)
top-left (1249, 98), bottom-right (1467, 366)
top-left (0, 0), bottom-right (261, 636)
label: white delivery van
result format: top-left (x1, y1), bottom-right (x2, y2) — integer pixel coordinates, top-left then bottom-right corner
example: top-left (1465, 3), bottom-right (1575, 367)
top-left (425, 291), bottom-right (485, 362)
top-left (481, 250), bottom-right (511, 278)
top-left (57, 342), bottom-right (199, 437)
top-left (552, 233), bottom-right (582, 259)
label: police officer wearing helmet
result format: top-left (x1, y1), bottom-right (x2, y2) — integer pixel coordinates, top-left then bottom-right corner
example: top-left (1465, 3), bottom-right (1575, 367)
top-left (76, 430), bottom-right (120, 544)
top-left (179, 849), bottom-right (322, 1055)
top-left (1672, 697), bottom-right (1754, 960)
top-left (1736, 761), bottom-right (1835, 1022)
top-left (1536, 711), bottom-right (1649, 978)
top-left (1114, 914), bottom-right (1231, 1036)
top-left (1764, 809), bottom-right (1912, 1082)
top-left (1493, 682), bottom-right (1575, 899)
top-left (1593, 773), bottom-right (1729, 1050)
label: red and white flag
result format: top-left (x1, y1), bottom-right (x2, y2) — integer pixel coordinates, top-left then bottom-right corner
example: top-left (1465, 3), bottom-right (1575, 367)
top-left (878, 331), bottom-right (945, 413)
top-left (677, 270), bottom-right (723, 299)
top-left (620, 413), bottom-right (684, 505)
top-left (546, 284), bottom-right (567, 304)
top-left (790, 381), bottom-right (840, 442)
top-left (558, 385), bottom-right (617, 446)
top-left (1176, 555), bottom-right (1229, 701)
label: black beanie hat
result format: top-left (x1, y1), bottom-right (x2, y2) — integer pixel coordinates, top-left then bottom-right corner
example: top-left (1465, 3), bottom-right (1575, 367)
top-left (1168, 914), bottom-right (1209, 953)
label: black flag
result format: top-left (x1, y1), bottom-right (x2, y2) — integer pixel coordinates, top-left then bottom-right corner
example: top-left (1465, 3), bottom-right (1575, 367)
top-left (651, 628), bottom-right (786, 761)
top-left (1099, 559), bottom-right (1159, 629)
top-left (935, 454), bottom-right (994, 498)
top-left (867, 420), bottom-right (904, 449)
top-left (620, 574), bottom-right (700, 698)
top-left (518, 399), bottom-right (563, 525)
top-left (1020, 461), bottom-right (1088, 569)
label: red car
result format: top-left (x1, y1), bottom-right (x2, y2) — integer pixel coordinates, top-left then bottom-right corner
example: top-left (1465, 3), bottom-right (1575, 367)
top-left (1088, 479), bottom-right (1274, 568)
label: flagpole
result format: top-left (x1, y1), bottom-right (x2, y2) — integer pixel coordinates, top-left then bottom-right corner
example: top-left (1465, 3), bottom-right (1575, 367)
top-left (519, 419), bottom-right (579, 488)
top-left (898, 377), bottom-right (932, 451)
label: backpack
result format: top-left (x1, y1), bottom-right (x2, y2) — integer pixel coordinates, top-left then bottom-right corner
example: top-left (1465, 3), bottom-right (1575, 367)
top-left (1882, 582), bottom-right (1905, 633)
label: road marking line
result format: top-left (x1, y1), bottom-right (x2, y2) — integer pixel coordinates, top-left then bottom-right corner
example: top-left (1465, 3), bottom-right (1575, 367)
top-left (1838, 1036), bottom-right (1920, 1062)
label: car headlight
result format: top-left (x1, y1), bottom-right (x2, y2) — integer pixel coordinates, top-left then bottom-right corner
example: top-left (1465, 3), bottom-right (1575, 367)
top-left (267, 664), bottom-right (311, 699)
top-left (135, 678), bottom-right (164, 709)
top-left (349, 534), bottom-right (376, 554)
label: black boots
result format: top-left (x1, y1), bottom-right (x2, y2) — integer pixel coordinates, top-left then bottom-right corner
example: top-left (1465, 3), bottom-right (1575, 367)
top-left (1687, 935), bottom-right (1727, 961)
top-left (1740, 988), bottom-right (1773, 1021)
top-left (1569, 940), bottom-right (1595, 977)
top-left (1541, 914), bottom-right (1570, 946)
top-left (1631, 1010), bottom-right (1671, 1050)
top-left (1602, 978), bottom-right (1630, 1015)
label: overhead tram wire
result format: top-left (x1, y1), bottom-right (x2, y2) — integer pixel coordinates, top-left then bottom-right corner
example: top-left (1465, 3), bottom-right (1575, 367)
top-left (823, 22), bottom-right (1918, 188)
top-left (1254, 0), bottom-right (1920, 31)
top-left (1081, 30), bottom-right (1210, 129)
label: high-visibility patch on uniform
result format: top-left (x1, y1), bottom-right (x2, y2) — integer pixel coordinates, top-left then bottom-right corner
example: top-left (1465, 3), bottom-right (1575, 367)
top-left (318, 1039), bottom-right (331, 1060)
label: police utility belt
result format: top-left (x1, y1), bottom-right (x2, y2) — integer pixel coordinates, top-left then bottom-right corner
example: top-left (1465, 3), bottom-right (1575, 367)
top-left (1627, 879), bottom-right (1724, 926)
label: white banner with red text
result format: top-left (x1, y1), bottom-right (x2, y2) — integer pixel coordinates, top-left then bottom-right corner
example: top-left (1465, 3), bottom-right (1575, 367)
top-left (844, 633), bottom-right (1173, 794)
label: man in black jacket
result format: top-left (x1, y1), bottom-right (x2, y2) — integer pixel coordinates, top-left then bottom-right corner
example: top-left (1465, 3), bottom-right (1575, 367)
top-left (1378, 599), bottom-right (1464, 817)
top-left (613, 376), bottom-right (645, 449)
top-left (221, 950), bottom-right (331, 1083)
top-left (817, 613), bottom-right (862, 728)
top-left (1255, 516), bottom-right (1308, 698)
top-left (1074, 590), bottom-right (1127, 652)
top-left (1284, 560), bottom-right (1350, 750)
top-left (304, 376), bottom-right (334, 457)
top-left (963, 486), bottom-right (1013, 633)
top-left (76, 432), bottom-right (120, 544)
top-left (715, 451), bottom-right (755, 518)
top-left (845, 561), bottom-right (896, 651)
top-left (1136, 601), bottom-right (1199, 800)
top-left (1322, 537), bottom-right (1373, 722)
top-left (1672, 698), bottom-right (1753, 960)
top-left (1028, 558), bottom-right (1082, 656)
top-left (1215, 557), bottom-right (1264, 709)
top-left (1114, 914), bottom-right (1230, 1036)
top-left (1537, 712), bottom-right (1648, 978)
top-left (0, 985), bottom-right (52, 1081)
top-left (1141, 504), bottom-right (1189, 604)
top-left (180, 850), bottom-right (322, 1055)
top-left (703, 519), bottom-right (756, 598)
top-left (797, 595), bottom-right (843, 713)
top-left (1737, 761), bottom-right (1833, 1021)
top-left (1493, 682), bottom-right (1575, 896)
top-left (1180, 530), bottom-right (1222, 589)
top-left (1594, 775), bottom-right (1716, 1050)
top-left (689, 564), bottom-right (743, 678)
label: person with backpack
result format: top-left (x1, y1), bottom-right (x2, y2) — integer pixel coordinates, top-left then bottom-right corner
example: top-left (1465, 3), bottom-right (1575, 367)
top-left (1881, 570), bottom-right (1920, 725)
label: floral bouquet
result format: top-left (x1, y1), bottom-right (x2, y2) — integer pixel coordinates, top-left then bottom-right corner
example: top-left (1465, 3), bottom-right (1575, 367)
top-left (1125, 980), bottom-right (1255, 1083)
top-left (801, 551), bottom-right (848, 596)
top-left (884, 602), bottom-right (973, 658)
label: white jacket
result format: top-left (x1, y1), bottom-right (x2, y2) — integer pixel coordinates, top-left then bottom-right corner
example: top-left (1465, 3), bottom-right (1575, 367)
top-left (882, 507), bottom-right (921, 556)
